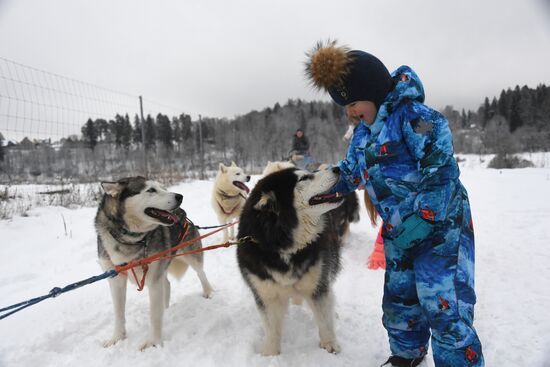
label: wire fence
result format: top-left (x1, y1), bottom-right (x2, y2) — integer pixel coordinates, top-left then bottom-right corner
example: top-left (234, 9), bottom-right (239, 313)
top-left (0, 56), bottom-right (141, 141)
top-left (0, 57), bottom-right (214, 218)
top-left (0, 56), bottom-right (353, 219)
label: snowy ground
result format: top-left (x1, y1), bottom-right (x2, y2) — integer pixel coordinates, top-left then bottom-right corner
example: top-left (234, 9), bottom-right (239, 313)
top-left (1, 167), bottom-right (550, 367)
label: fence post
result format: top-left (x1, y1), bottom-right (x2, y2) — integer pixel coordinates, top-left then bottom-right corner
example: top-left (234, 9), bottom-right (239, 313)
top-left (139, 96), bottom-right (148, 177)
top-left (199, 114), bottom-right (204, 180)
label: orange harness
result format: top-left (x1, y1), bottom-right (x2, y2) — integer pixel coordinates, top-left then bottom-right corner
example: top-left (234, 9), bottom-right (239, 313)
top-left (116, 219), bottom-right (239, 291)
top-left (217, 201), bottom-right (240, 216)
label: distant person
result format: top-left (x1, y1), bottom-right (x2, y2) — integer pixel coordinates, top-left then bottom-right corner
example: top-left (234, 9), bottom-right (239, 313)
top-left (305, 40), bottom-right (483, 367)
top-left (291, 128), bottom-right (310, 155)
top-left (291, 129), bottom-right (313, 170)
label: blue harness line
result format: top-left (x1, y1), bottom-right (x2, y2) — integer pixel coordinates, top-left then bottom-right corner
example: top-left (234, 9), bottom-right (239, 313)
top-left (0, 269), bottom-right (118, 320)
top-left (0, 219), bottom-right (237, 321)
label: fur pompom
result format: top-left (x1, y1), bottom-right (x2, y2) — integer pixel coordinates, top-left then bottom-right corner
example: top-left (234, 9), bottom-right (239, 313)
top-left (305, 39), bottom-right (351, 91)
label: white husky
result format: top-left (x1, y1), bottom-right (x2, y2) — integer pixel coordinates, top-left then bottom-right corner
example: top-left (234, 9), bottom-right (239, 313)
top-left (211, 162), bottom-right (250, 242)
top-left (262, 160), bottom-right (295, 176)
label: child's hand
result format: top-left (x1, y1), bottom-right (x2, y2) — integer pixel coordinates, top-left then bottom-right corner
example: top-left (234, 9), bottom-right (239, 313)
top-left (393, 214), bottom-right (434, 249)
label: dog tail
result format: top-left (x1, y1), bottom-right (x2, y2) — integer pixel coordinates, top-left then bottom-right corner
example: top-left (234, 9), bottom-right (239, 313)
top-left (168, 259), bottom-right (189, 280)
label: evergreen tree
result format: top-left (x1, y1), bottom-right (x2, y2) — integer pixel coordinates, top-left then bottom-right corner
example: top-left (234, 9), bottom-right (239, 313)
top-left (95, 118), bottom-right (109, 142)
top-left (461, 109), bottom-right (467, 128)
top-left (509, 86), bottom-right (522, 132)
top-left (0, 132), bottom-right (5, 162)
top-left (132, 114), bottom-right (142, 145)
top-left (144, 114), bottom-right (156, 150)
top-left (156, 113), bottom-right (173, 150)
top-left (172, 116), bottom-right (182, 146)
top-left (498, 89), bottom-right (508, 117)
top-left (490, 97), bottom-right (498, 119)
top-left (120, 114), bottom-right (132, 150)
top-left (110, 115), bottom-right (128, 148)
top-left (179, 113), bottom-right (193, 141)
top-left (518, 85), bottom-right (535, 128)
top-left (81, 118), bottom-right (98, 151)
top-left (320, 108), bottom-right (328, 120)
top-left (299, 110), bottom-right (307, 130)
top-left (483, 97), bottom-right (490, 126)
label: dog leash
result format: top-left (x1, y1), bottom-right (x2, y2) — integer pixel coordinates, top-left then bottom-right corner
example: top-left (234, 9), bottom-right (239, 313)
top-left (114, 219), bottom-right (236, 276)
top-left (195, 223), bottom-right (236, 230)
top-left (122, 217), bottom-right (193, 291)
top-left (0, 220), bottom-right (247, 320)
top-left (0, 270), bottom-right (118, 320)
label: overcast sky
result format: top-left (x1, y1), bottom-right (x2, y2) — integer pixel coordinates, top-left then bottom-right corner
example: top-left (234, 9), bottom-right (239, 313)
top-left (1, 0), bottom-right (550, 120)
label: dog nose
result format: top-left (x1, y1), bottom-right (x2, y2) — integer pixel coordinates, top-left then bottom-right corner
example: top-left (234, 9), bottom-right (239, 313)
top-left (332, 166), bottom-right (340, 174)
top-left (175, 194), bottom-right (183, 204)
top-left (246, 175), bottom-right (251, 181)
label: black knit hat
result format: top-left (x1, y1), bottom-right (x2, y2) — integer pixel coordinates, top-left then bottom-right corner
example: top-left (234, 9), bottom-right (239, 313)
top-left (305, 40), bottom-right (394, 108)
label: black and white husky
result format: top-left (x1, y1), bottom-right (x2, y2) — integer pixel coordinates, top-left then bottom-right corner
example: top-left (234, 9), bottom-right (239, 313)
top-left (237, 167), bottom-right (345, 356)
top-left (95, 177), bottom-right (213, 350)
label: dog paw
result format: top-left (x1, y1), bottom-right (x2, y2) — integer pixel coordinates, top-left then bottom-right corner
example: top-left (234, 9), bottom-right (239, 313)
top-left (320, 340), bottom-right (340, 354)
top-left (139, 339), bottom-right (162, 351)
top-left (102, 333), bottom-right (126, 348)
top-left (202, 289), bottom-right (213, 299)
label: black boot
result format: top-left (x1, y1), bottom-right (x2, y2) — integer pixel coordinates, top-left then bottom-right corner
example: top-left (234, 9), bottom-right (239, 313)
top-left (381, 355), bottom-right (425, 367)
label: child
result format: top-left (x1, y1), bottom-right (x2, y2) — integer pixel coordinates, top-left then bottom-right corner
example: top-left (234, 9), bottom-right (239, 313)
top-left (305, 40), bottom-right (483, 367)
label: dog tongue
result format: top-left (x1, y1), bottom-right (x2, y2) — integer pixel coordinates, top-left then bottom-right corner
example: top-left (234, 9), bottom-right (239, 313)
top-left (233, 181), bottom-right (250, 193)
top-left (165, 211), bottom-right (179, 224)
top-left (155, 209), bottom-right (179, 224)
top-left (309, 192), bottom-right (342, 205)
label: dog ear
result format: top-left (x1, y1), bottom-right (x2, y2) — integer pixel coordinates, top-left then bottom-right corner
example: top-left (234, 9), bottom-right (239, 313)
top-left (231, 161), bottom-right (237, 167)
top-left (101, 181), bottom-right (122, 197)
top-left (219, 163), bottom-right (227, 173)
top-left (253, 191), bottom-right (278, 214)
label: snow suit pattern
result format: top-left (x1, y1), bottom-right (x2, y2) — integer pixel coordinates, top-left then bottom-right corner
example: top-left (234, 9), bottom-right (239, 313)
top-left (335, 66), bottom-right (484, 366)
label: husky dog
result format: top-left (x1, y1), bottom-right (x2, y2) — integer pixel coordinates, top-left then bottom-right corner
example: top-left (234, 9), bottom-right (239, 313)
top-left (262, 160), bottom-right (295, 176)
top-left (211, 162), bottom-right (250, 242)
top-left (237, 167), bottom-right (345, 356)
top-left (95, 177), bottom-right (213, 350)
top-left (261, 161), bottom-right (359, 243)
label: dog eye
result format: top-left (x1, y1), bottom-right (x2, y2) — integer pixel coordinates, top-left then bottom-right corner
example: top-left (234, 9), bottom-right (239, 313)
top-left (147, 188), bottom-right (157, 193)
top-left (298, 175), bottom-right (313, 182)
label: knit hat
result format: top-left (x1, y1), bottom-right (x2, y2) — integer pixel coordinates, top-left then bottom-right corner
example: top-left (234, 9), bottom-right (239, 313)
top-left (305, 40), bottom-right (394, 108)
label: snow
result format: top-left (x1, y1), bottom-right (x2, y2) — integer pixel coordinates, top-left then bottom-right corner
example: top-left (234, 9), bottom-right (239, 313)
top-left (1, 166), bottom-right (550, 367)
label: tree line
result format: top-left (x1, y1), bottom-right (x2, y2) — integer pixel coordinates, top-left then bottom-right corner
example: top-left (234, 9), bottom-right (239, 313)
top-left (1, 83), bottom-right (549, 183)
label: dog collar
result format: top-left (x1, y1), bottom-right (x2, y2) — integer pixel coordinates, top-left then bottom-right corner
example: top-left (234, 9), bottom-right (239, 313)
top-left (217, 189), bottom-right (247, 201)
top-left (216, 201), bottom-right (239, 216)
top-left (119, 226), bottom-right (147, 238)
top-left (104, 213), bottom-right (147, 239)
top-left (217, 189), bottom-right (241, 200)
top-left (109, 228), bottom-right (147, 246)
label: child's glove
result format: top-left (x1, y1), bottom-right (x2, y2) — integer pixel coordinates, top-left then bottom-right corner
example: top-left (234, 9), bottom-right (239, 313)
top-left (326, 165), bottom-right (356, 197)
top-left (392, 214), bottom-right (434, 249)
top-left (367, 229), bottom-right (385, 270)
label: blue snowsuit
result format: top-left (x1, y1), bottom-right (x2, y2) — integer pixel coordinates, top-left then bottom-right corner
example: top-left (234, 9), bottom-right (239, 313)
top-left (335, 66), bottom-right (484, 366)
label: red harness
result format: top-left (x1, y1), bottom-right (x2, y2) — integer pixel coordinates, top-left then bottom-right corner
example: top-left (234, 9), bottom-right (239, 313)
top-left (117, 219), bottom-right (238, 291)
